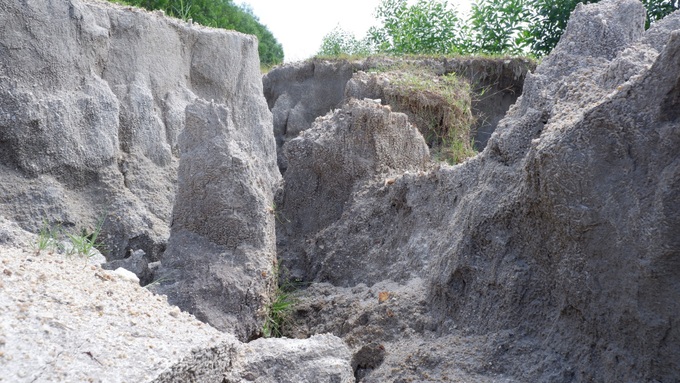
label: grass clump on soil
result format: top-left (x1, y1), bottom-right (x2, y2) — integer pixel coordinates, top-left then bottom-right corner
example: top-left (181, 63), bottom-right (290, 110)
top-left (33, 220), bottom-right (60, 254)
top-left (383, 67), bottom-right (477, 165)
top-left (65, 218), bottom-right (105, 257)
top-left (261, 265), bottom-right (297, 338)
top-left (33, 216), bottom-right (107, 258)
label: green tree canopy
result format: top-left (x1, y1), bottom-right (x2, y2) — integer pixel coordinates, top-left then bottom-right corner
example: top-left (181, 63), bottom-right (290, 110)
top-left (521, 0), bottom-right (597, 55)
top-left (367, 0), bottom-right (464, 55)
top-left (468, 0), bottom-right (529, 54)
top-left (642, 0), bottom-right (680, 25)
top-left (318, 0), bottom-right (679, 58)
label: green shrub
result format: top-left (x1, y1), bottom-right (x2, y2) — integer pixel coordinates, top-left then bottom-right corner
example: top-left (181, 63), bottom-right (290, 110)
top-left (643, 0), bottom-right (680, 26)
top-left (317, 26), bottom-right (373, 58)
top-left (367, 0), bottom-right (465, 55)
top-left (468, 0), bottom-right (530, 55)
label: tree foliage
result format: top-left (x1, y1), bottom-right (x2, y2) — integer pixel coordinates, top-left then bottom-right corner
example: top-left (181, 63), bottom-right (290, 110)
top-left (367, 0), bottom-right (464, 55)
top-left (468, 0), bottom-right (530, 54)
top-left (318, 0), bottom-right (680, 58)
top-left (642, 0), bottom-right (680, 25)
top-left (521, 0), bottom-right (597, 55)
top-left (119, 0), bottom-right (283, 65)
top-left (318, 26), bottom-right (372, 57)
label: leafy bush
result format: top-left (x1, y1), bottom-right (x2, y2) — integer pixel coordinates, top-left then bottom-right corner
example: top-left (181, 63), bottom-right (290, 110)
top-left (467, 0), bottom-right (530, 55)
top-left (367, 0), bottom-right (465, 55)
top-left (318, 26), bottom-right (372, 58)
top-left (521, 0), bottom-right (596, 55)
top-left (643, 0), bottom-right (680, 26)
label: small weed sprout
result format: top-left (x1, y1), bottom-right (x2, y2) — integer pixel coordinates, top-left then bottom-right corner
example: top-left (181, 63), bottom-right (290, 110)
top-left (33, 218), bottom-right (105, 257)
top-left (33, 221), bottom-right (60, 254)
top-left (171, 0), bottom-right (193, 21)
top-left (67, 216), bottom-right (106, 257)
top-left (267, 202), bottom-right (290, 225)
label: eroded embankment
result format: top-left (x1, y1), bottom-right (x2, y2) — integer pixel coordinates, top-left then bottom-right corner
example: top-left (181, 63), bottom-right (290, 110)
top-left (271, 1), bottom-right (680, 381)
top-left (1, 0), bottom-right (679, 381)
top-left (263, 56), bottom-right (534, 171)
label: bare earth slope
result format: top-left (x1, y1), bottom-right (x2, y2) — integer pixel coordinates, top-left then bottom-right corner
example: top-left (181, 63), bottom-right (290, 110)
top-left (1, 0), bottom-right (678, 381)
top-left (279, 1), bottom-right (680, 382)
top-left (0, 216), bottom-right (239, 383)
top-left (0, 216), bottom-right (354, 383)
top-left (0, 0), bottom-right (282, 340)
top-left (0, 0), bottom-right (354, 381)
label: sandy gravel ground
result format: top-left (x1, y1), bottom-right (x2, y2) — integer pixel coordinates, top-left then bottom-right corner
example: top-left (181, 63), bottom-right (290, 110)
top-left (0, 217), bottom-right (235, 383)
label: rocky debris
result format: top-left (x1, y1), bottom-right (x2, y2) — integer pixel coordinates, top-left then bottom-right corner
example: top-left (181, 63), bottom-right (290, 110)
top-left (279, 0), bottom-right (680, 381)
top-left (286, 280), bottom-right (522, 382)
top-left (225, 334), bottom-right (354, 383)
top-left (151, 96), bottom-right (280, 341)
top-left (102, 249), bottom-right (152, 286)
top-left (112, 266), bottom-right (141, 283)
top-left (277, 99), bottom-right (430, 281)
top-left (343, 72), bottom-right (388, 102)
top-left (286, 279), bottom-right (432, 344)
top-left (0, 219), bottom-right (240, 383)
top-left (0, 219), bottom-right (352, 383)
top-left (351, 343), bottom-right (386, 382)
top-left (0, 216), bottom-right (33, 250)
top-left (263, 57), bottom-right (534, 171)
top-left (150, 341), bottom-right (239, 383)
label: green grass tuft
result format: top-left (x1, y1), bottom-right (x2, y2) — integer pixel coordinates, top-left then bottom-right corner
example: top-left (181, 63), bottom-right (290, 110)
top-left (33, 216), bottom-right (107, 258)
top-left (261, 265), bottom-right (297, 338)
top-left (66, 216), bottom-right (106, 257)
top-left (33, 220), bottom-right (60, 254)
